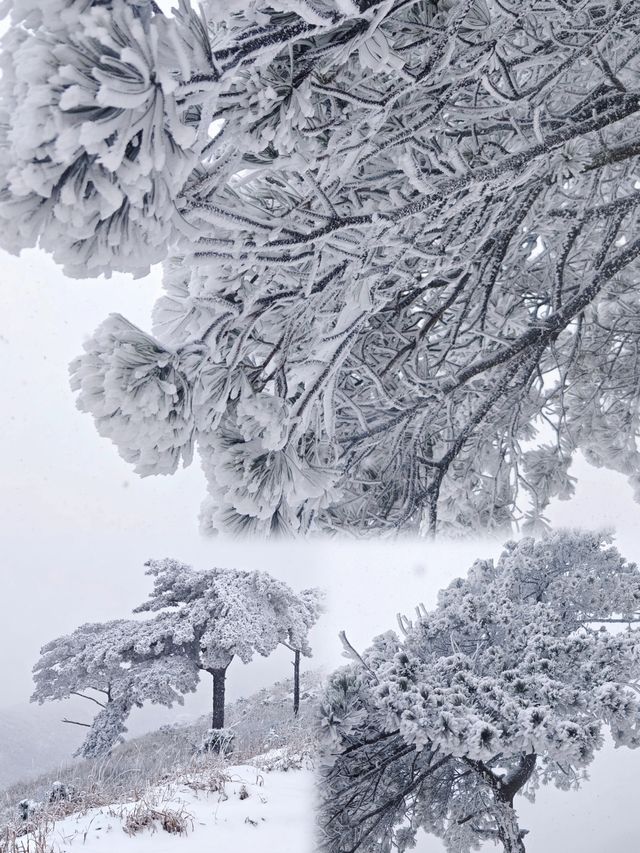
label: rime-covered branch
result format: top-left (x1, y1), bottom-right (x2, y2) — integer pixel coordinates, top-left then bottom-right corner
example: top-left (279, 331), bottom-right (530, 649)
top-left (3, 0), bottom-right (640, 534)
top-left (319, 530), bottom-right (640, 852)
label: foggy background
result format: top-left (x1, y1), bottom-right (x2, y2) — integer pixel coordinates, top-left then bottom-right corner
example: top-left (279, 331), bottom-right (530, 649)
top-left (1, 246), bottom-right (639, 851)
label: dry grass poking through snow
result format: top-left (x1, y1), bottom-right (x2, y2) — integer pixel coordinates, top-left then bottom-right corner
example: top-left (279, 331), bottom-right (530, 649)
top-left (0, 674), bottom-right (320, 852)
top-left (122, 801), bottom-right (193, 837)
top-left (1, 765), bottom-right (314, 853)
top-left (1, 821), bottom-right (53, 853)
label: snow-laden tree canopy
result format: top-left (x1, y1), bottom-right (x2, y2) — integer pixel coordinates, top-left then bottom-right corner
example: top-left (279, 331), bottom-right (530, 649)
top-left (318, 530), bottom-right (640, 853)
top-left (134, 557), bottom-right (324, 669)
top-left (31, 563), bottom-right (322, 750)
top-left (4, 0), bottom-right (640, 534)
top-left (31, 617), bottom-right (200, 757)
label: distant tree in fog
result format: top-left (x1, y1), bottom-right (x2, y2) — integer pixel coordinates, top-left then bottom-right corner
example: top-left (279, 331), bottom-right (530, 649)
top-left (282, 586), bottom-right (325, 715)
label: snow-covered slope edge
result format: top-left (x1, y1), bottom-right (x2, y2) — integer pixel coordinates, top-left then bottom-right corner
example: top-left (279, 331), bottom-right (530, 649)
top-left (3, 763), bottom-right (315, 853)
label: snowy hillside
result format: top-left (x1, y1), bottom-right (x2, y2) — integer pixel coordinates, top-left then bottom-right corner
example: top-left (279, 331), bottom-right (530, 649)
top-left (1, 673), bottom-right (320, 853)
top-left (3, 764), bottom-right (315, 853)
top-left (0, 671), bottom-right (321, 799)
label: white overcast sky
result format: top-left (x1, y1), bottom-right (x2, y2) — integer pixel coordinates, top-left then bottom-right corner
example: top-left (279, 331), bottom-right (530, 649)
top-left (1, 246), bottom-right (639, 851)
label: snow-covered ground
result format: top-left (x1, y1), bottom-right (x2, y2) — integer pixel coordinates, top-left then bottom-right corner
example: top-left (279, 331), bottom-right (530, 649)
top-left (14, 766), bottom-right (315, 853)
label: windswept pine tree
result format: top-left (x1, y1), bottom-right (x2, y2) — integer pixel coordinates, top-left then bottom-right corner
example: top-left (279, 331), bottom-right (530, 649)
top-left (31, 618), bottom-right (201, 757)
top-left (31, 561), bottom-right (322, 755)
top-left (134, 558), bottom-right (324, 731)
top-left (3, 1), bottom-right (640, 534)
top-left (318, 530), bottom-right (640, 853)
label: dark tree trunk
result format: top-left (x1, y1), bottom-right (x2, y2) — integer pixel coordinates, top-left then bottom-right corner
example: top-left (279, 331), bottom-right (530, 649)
top-left (210, 667), bottom-right (227, 730)
top-left (463, 753), bottom-right (535, 853)
top-left (496, 753), bottom-right (536, 853)
top-left (293, 649), bottom-right (300, 716)
top-left (501, 753), bottom-right (537, 806)
top-left (497, 807), bottom-right (526, 853)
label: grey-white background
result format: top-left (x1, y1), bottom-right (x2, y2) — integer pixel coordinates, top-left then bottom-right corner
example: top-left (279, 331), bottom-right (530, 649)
top-left (1, 246), bottom-right (639, 850)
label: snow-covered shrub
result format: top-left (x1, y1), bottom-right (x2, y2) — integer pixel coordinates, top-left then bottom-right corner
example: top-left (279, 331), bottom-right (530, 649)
top-left (123, 801), bottom-right (192, 836)
top-left (16, 800), bottom-right (40, 823)
top-left (253, 746), bottom-right (313, 773)
top-left (47, 782), bottom-right (77, 805)
top-left (197, 727), bottom-right (235, 756)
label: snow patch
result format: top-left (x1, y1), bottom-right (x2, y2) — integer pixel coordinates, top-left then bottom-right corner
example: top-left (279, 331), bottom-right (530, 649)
top-left (16, 766), bottom-right (315, 853)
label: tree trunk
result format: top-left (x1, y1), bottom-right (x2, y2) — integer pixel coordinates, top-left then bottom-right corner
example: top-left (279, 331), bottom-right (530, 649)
top-left (496, 753), bottom-right (536, 853)
top-left (210, 667), bottom-right (227, 730)
top-left (464, 753), bottom-right (535, 853)
top-left (497, 803), bottom-right (526, 853)
top-left (501, 753), bottom-right (537, 806)
top-left (293, 649), bottom-right (300, 716)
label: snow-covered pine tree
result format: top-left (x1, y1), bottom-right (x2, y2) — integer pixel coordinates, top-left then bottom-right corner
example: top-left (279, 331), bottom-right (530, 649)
top-left (4, 1), bottom-right (640, 534)
top-left (31, 617), bottom-right (200, 757)
top-left (134, 558), bottom-right (323, 731)
top-left (319, 529), bottom-right (640, 853)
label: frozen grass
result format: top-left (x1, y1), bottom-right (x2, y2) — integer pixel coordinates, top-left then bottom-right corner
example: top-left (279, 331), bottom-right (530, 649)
top-left (1, 765), bottom-right (316, 853)
top-left (0, 672), bottom-right (321, 846)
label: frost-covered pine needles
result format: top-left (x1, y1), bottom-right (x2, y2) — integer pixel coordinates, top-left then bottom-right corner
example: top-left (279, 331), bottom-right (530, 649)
top-left (3, 0), bottom-right (640, 535)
